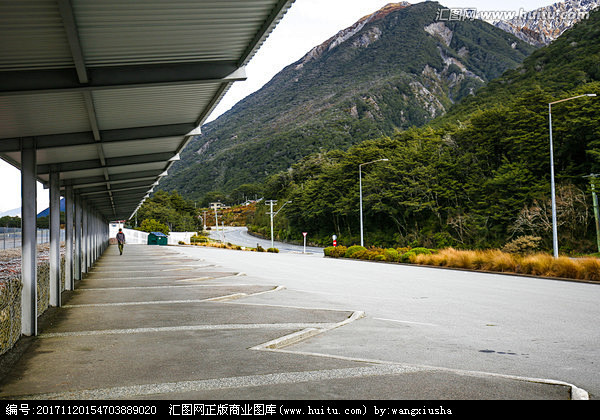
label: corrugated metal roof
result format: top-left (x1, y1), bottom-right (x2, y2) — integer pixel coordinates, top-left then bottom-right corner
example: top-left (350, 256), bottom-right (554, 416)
top-left (0, 0), bottom-right (296, 221)
top-left (0, 93), bottom-right (91, 137)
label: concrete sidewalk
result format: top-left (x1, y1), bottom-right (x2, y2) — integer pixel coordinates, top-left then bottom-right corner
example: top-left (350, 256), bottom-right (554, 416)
top-left (0, 245), bottom-right (584, 400)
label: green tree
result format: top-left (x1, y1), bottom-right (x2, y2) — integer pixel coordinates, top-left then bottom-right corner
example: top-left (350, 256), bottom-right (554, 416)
top-left (138, 219), bottom-right (170, 235)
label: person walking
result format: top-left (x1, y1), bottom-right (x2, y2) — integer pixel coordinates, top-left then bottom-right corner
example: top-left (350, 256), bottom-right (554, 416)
top-left (116, 228), bottom-right (126, 255)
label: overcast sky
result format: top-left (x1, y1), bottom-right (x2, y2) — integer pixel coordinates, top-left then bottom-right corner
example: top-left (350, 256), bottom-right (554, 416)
top-left (0, 0), bottom-right (556, 213)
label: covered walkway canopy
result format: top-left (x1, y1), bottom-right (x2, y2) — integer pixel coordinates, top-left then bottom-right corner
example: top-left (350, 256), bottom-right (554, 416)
top-left (0, 0), bottom-right (295, 336)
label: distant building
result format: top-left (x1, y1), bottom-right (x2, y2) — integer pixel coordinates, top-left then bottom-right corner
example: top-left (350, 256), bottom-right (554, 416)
top-left (209, 202), bottom-right (230, 210)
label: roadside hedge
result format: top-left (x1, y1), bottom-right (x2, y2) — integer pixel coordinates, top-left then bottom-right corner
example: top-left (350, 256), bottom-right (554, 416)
top-left (324, 245), bottom-right (434, 263)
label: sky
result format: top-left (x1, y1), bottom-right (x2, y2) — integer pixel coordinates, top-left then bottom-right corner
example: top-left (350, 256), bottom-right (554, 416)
top-left (0, 0), bottom-right (556, 214)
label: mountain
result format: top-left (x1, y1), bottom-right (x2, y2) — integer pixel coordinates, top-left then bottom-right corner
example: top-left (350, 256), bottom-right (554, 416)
top-left (492, 0), bottom-right (599, 46)
top-left (36, 198), bottom-right (65, 218)
top-left (0, 208), bottom-right (20, 218)
top-left (248, 7), bottom-right (600, 252)
top-left (161, 1), bottom-right (535, 201)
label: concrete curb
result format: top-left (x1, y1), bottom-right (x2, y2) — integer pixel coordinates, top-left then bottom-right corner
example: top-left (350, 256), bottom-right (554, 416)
top-left (250, 310), bottom-right (365, 351)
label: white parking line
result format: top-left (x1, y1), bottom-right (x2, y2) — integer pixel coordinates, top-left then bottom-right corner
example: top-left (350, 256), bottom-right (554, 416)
top-left (16, 365), bottom-right (426, 400)
top-left (374, 317), bottom-right (438, 327)
top-left (38, 322), bottom-right (340, 339)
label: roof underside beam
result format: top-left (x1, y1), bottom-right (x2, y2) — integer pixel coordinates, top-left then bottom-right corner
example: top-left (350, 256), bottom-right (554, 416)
top-left (0, 123), bottom-right (196, 152)
top-left (0, 62), bottom-right (247, 96)
top-left (62, 170), bottom-right (166, 189)
top-left (81, 183), bottom-right (155, 197)
top-left (37, 151), bottom-right (175, 175)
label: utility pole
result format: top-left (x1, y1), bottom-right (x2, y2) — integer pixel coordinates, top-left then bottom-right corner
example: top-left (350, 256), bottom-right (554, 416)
top-left (211, 203), bottom-right (219, 240)
top-left (265, 200), bottom-right (292, 249)
top-left (584, 174), bottom-right (600, 253)
top-left (265, 200), bottom-right (277, 249)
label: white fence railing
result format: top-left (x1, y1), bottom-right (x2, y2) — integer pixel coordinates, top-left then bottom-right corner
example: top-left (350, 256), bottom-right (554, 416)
top-left (108, 225), bottom-right (149, 245)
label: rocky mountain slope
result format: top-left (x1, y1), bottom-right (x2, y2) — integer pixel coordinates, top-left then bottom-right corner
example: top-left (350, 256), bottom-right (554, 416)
top-left (492, 0), bottom-right (599, 46)
top-left (161, 1), bottom-right (535, 201)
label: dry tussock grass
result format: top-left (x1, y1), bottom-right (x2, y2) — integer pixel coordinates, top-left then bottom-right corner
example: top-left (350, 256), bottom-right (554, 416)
top-left (414, 248), bottom-right (600, 281)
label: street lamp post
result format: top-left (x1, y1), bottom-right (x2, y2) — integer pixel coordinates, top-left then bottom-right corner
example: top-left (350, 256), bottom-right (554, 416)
top-left (548, 93), bottom-right (596, 258)
top-left (359, 158), bottom-right (388, 247)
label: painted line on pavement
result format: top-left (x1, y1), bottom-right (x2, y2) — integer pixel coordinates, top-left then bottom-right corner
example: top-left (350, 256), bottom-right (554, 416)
top-left (62, 299), bottom-right (219, 308)
top-left (374, 317), bottom-right (439, 327)
top-left (80, 276), bottom-right (214, 281)
top-left (79, 284), bottom-right (256, 291)
top-left (37, 322), bottom-right (340, 339)
top-left (13, 365), bottom-right (425, 400)
top-left (61, 286), bottom-right (284, 308)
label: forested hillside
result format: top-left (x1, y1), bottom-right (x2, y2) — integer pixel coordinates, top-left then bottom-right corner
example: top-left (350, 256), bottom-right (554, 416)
top-left (161, 1), bottom-right (534, 200)
top-left (249, 8), bottom-right (600, 253)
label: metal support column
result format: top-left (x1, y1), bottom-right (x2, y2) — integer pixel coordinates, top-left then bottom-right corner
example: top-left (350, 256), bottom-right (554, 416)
top-left (64, 185), bottom-right (74, 290)
top-left (74, 193), bottom-right (82, 280)
top-left (49, 169), bottom-right (61, 307)
top-left (81, 201), bottom-right (88, 273)
top-left (21, 139), bottom-right (37, 336)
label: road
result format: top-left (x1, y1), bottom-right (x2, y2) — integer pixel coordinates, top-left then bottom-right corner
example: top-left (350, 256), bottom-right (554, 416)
top-left (175, 245), bottom-right (600, 399)
top-left (207, 226), bottom-right (324, 254)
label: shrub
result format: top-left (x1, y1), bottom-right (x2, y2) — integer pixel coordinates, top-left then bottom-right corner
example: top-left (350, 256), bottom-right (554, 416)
top-left (190, 234), bottom-right (209, 243)
top-left (502, 236), bottom-right (542, 254)
top-left (350, 249), bottom-right (370, 259)
top-left (401, 251), bottom-right (416, 263)
top-left (256, 245), bottom-right (265, 252)
top-left (267, 248), bottom-right (279, 253)
top-left (324, 245), bottom-right (347, 258)
top-left (411, 247), bottom-right (433, 255)
top-left (383, 248), bottom-right (399, 262)
top-left (344, 245), bottom-right (367, 258)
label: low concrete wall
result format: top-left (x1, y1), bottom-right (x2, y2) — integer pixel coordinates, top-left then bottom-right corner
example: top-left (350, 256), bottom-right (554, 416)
top-left (168, 232), bottom-right (195, 245)
top-left (0, 247), bottom-right (65, 356)
top-left (0, 275), bottom-right (21, 356)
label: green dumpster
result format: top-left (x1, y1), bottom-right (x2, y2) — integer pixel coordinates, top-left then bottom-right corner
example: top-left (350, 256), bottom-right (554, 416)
top-left (148, 231), bottom-right (168, 245)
